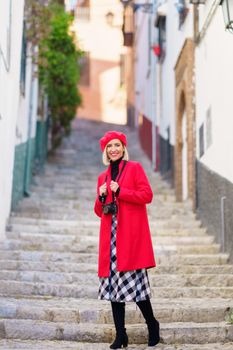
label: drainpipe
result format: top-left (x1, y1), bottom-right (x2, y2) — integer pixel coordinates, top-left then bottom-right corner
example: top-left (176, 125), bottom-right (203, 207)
top-left (151, 0), bottom-right (157, 171)
top-left (24, 49), bottom-right (35, 196)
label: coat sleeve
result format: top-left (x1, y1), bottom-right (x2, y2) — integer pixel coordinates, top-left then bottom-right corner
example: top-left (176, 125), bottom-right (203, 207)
top-left (118, 163), bottom-right (153, 204)
top-left (94, 176), bottom-right (103, 217)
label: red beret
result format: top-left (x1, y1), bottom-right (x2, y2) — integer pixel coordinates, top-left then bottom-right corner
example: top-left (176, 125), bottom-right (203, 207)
top-left (99, 131), bottom-right (127, 152)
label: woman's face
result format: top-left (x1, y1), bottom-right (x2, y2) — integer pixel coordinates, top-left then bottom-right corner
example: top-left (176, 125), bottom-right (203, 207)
top-left (106, 138), bottom-right (124, 162)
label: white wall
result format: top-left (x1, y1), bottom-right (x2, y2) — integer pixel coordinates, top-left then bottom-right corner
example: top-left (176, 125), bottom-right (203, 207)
top-left (195, 7), bottom-right (233, 183)
top-left (134, 2), bottom-right (157, 122)
top-left (158, 0), bottom-right (193, 146)
top-left (0, 0), bottom-right (25, 239)
top-left (16, 52), bottom-right (38, 147)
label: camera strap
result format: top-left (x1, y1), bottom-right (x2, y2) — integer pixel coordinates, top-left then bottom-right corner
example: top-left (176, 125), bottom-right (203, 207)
top-left (104, 160), bottom-right (127, 202)
top-left (116, 160), bottom-right (127, 182)
top-left (112, 160), bottom-right (127, 202)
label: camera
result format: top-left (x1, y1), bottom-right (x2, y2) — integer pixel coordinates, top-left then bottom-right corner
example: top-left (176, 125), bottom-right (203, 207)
top-left (102, 202), bottom-right (118, 215)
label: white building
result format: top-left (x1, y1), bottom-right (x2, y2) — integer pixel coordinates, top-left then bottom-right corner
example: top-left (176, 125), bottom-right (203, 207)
top-left (133, 0), bottom-right (196, 205)
top-left (152, 0), bottom-right (196, 204)
top-left (134, 0), bottom-right (158, 168)
top-left (0, 0), bottom-right (41, 240)
top-left (195, 0), bottom-right (233, 260)
top-left (0, 0), bottom-right (25, 239)
top-left (195, 1), bottom-right (233, 184)
top-left (134, 0), bottom-right (233, 260)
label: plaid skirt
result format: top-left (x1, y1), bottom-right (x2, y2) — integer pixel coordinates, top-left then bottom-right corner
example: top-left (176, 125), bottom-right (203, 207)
top-left (98, 214), bottom-right (151, 302)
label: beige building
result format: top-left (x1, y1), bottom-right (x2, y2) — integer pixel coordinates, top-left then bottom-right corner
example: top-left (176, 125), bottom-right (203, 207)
top-left (74, 0), bottom-right (126, 125)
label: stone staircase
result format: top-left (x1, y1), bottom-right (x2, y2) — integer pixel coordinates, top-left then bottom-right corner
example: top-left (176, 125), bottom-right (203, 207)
top-left (0, 119), bottom-right (233, 349)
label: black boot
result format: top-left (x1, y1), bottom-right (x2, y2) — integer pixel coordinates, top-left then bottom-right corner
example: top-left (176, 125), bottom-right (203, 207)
top-left (110, 302), bottom-right (128, 349)
top-left (136, 299), bottom-right (160, 347)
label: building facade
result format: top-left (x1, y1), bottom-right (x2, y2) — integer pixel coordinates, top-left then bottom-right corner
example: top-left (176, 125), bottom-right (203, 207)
top-left (0, 1), bottom-right (48, 240)
top-left (0, 0), bottom-right (26, 239)
top-left (125, 0), bottom-right (233, 260)
top-left (155, 0), bottom-right (195, 202)
top-left (74, 0), bottom-right (126, 125)
top-left (195, 1), bottom-right (233, 261)
top-left (133, 0), bottom-right (158, 169)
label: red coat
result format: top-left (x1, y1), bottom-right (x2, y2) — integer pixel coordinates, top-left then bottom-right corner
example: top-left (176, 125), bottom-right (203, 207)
top-left (94, 160), bottom-right (156, 277)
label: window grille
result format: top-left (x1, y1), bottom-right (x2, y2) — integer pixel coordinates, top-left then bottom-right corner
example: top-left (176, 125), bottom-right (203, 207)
top-left (20, 20), bottom-right (27, 95)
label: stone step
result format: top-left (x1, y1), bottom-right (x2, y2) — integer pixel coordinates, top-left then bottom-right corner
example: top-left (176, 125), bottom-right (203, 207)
top-left (10, 216), bottom-right (203, 230)
top-left (5, 232), bottom-right (214, 247)
top-left (0, 319), bottom-right (233, 344)
top-left (1, 340), bottom-right (233, 350)
top-left (0, 239), bottom-right (220, 255)
top-left (20, 190), bottom-right (192, 206)
top-left (0, 250), bottom-right (98, 264)
top-left (16, 199), bottom-right (195, 217)
top-left (0, 297), bottom-right (232, 324)
top-left (14, 210), bottom-right (196, 222)
top-left (0, 280), bottom-right (233, 299)
top-left (27, 184), bottom-right (175, 196)
top-left (175, 244), bottom-right (220, 254)
top-left (31, 176), bottom-right (173, 186)
top-left (2, 121), bottom-right (233, 348)
top-left (0, 239), bottom-right (98, 254)
top-left (11, 212), bottom-right (97, 221)
top-left (1, 259), bottom-right (233, 275)
top-left (8, 217), bottom-right (203, 231)
top-left (0, 250), bottom-right (228, 266)
top-left (156, 253), bottom-right (229, 266)
top-left (6, 223), bottom-right (207, 237)
top-left (0, 260), bottom-right (98, 273)
top-left (14, 198), bottom-right (193, 211)
top-left (1, 270), bottom-right (233, 288)
top-left (24, 268), bottom-right (233, 285)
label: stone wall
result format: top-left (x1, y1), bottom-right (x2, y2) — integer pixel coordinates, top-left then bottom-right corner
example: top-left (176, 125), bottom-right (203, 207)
top-left (196, 160), bottom-right (233, 262)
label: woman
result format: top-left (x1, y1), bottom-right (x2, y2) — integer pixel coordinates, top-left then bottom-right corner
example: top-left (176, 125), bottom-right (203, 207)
top-left (94, 131), bottom-right (160, 349)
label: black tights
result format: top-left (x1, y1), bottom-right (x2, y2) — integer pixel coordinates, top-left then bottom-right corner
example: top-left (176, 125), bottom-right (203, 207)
top-left (111, 298), bottom-right (155, 330)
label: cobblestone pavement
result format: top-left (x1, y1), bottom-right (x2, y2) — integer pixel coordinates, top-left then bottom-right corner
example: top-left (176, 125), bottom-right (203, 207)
top-left (0, 119), bottom-right (233, 349)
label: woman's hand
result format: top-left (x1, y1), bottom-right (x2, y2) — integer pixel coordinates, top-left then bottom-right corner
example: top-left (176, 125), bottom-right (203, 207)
top-left (99, 182), bottom-right (107, 196)
top-left (110, 181), bottom-right (119, 193)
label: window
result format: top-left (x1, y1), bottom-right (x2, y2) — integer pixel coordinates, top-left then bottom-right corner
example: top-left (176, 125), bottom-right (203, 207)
top-left (206, 107), bottom-right (212, 149)
top-left (176, 0), bottom-right (189, 29)
top-left (20, 20), bottom-right (27, 95)
top-left (157, 15), bottom-right (166, 62)
top-left (199, 123), bottom-right (204, 158)
top-left (155, 15), bottom-right (166, 62)
top-left (76, 0), bottom-right (90, 21)
top-left (106, 12), bottom-right (114, 26)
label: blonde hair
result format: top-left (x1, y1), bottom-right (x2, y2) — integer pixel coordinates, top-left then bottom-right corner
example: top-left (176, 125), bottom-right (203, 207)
top-left (102, 145), bottom-right (129, 166)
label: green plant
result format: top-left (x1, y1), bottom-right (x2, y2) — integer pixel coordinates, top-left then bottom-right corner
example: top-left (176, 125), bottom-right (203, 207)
top-left (26, 0), bottom-right (82, 149)
top-left (226, 308), bottom-right (233, 324)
